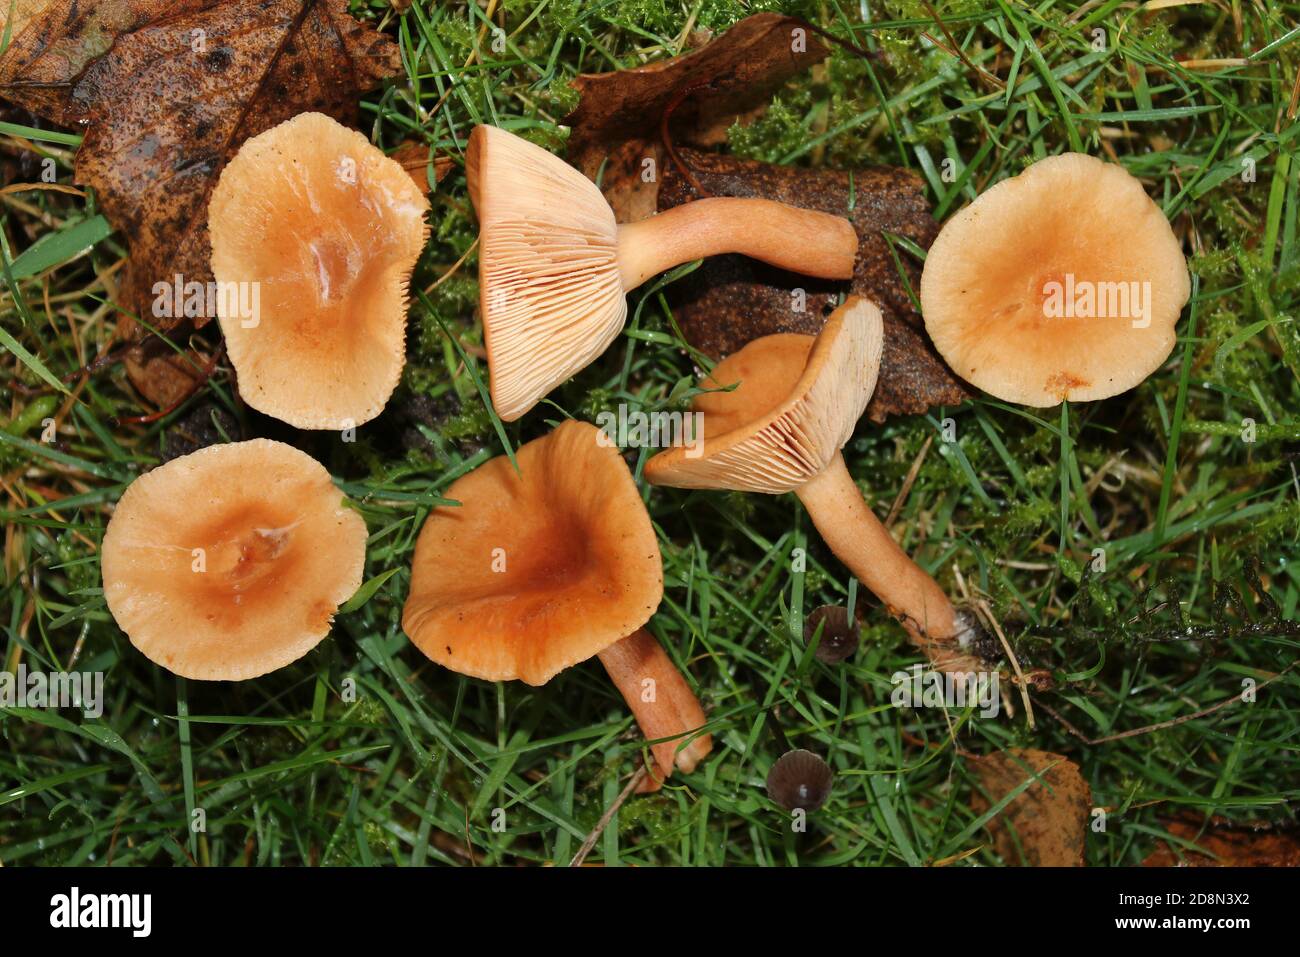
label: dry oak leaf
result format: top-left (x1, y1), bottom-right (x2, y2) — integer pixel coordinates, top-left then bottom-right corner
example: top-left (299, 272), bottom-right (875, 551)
top-left (0, 0), bottom-right (402, 326)
top-left (968, 748), bottom-right (1091, 867)
top-left (659, 149), bottom-right (969, 422)
top-left (1143, 817), bottom-right (1300, 867)
top-left (563, 12), bottom-right (828, 222)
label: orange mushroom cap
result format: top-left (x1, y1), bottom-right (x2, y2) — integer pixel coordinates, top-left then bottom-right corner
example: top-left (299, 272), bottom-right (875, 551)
top-left (645, 296), bottom-right (884, 493)
top-left (102, 439), bottom-right (367, 680)
top-left (919, 152), bottom-right (1190, 406)
top-left (402, 419), bottom-right (663, 686)
top-left (209, 112), bottom-right (429, 429)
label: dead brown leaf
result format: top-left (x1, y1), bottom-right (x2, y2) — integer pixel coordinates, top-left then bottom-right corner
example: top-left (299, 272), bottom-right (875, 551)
top-left (659, 149), bottom-right (969, 422)
top-left (969, 748), bottom-right (1091, 866)
top-left (563, 13), bottom-right (828, 222)
top-left (390, 140), bottom-right (453, 195)
top-left (0, 0), bottom-right (209, 124)
top-left (0, 0), bottom-right (401, 326)
top-left (124, 342), bottom-right (209, 410)
top-left (1143, 816), bottom-right (1300, 867)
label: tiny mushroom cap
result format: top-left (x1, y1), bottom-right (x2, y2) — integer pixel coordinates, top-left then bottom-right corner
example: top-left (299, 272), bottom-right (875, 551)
top-left (804, 604), bottom-right (860, 664)
top-left (766, 749), bottom-right (835, 812)
top-left (403, 420), bottom-right (712, 787)
top-left (647, 297), bottom-right (982, 674)
top-left (920, 152), bottom-right (1190, 406)
top-left (466, 124), bottom-right (859, 422)
top-left (209, 112), bottom-right (430, 430)
top-left (101, 439), bottom-right (367, 680)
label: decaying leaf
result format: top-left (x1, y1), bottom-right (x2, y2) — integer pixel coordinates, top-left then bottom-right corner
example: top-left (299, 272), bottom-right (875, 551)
top-left (390, 140), bottom-right (453, 195)
top-left (0, 0), bottom-right (208, 124)
top-left (969, 748), bottom-right (1091, 866)
top-left (1143, 816), bottom-right (1300, 867)
top-left (564, 13), bottom-right (828, 222)
top-left (0, 0), bottom-right (402, 326)
top-left (123, 342), bottom-right (211, 410)
top-left (659, 149), bottom-right (969, 422)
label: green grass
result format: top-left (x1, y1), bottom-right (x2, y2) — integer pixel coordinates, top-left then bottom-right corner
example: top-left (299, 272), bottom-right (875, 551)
top-left (2, 0), bottom-right (1299, 867)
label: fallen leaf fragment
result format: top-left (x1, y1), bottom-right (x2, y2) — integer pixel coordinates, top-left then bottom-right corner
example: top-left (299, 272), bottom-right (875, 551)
top-left (390, 140), bottom-right (453, 195)
top-left (124, 343), bottom-right (211, 410)
top-left (0, 0), bottom-right (209, 124)
top-left (659, 149), bottom-right (969, 422)
top-left (1143, 816), bottom-right (1300, 867)
top-left (563, 12), bottom-right (828, 222)
top-left (968, 748), bottom-right (1091, 866)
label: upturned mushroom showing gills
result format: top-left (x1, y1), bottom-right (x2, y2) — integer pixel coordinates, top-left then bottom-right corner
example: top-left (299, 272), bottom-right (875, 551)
top-left (101, 439), bottom-right (368, 681)
top-left (646, 296), bottom-right (980, 674)
top-left (209, 112), bottom-right (430, 430)
top-left (920, 152), bottom-right (1190, 406)
top-left (402, 419), bottom-right (711, 789)
top-left (466, 124), bottom-right (860, 422)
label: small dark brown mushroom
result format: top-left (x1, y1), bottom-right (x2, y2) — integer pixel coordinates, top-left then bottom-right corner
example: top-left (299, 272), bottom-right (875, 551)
top-left (804, 605), bottom-right (860, 663)
top-left (766, 749), bottom-right (834, 812)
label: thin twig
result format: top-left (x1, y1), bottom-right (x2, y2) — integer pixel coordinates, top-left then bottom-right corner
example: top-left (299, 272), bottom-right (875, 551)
top-left (569, 763), bottom-right (647, 866)
top-left (886, 435), bottom-right (932, 529)
top-left (978, 599), bottom-right (1034, 729)
top-left (1036, 661), bottom-right (1297, 745)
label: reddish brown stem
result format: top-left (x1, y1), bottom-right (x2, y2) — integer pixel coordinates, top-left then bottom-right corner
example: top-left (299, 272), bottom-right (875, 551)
top-left (597, 627), bottom-right (712, 792)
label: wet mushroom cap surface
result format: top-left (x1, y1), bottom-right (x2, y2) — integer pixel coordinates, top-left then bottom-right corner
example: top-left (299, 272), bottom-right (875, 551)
top-left (101, 439), bottom-right (367, 681)
top-left (467, 125), bottom-right (627, 422)
top-left (644, 296), bottom-right (883, 494)
top-left (919, 152), bottom-right (1190, 406)
top-left (402, 420), bottom-right (662, 686)
top-left (804, 604), bottom-right (860, 663)
top-left (209, 112), bottom-right (430, 429)
top-left (766, 749), bottom-right (835, 812)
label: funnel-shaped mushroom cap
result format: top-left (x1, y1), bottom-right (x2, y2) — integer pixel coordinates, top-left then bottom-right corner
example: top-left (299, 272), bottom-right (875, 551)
top-left (645, 296), bottom-right (884, 494)
top-left (101, 439), bottom-right (367, 680)
top-left (402, 420), bottom-right (662, 686)
top-left (209, 112), bottom-right (430, 429)
top-left (466, 125), bottom-right (626, 422)
top-left (920, 152), bottom-right (1189, 406)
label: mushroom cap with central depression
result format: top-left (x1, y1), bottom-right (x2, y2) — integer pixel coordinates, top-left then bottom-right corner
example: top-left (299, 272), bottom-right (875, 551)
top-left (402, 419), bottom-right (662, 686)
top-left (209, 112), bottom-right (429, 429)
top-left (467, 125), bottom-right (627, 423)
top-left (101, 439), bottom-right (368, 680)
top-left (919, 152), bottom-right (1189, 406)
top-left (645, 296), bottom-right (884, 494)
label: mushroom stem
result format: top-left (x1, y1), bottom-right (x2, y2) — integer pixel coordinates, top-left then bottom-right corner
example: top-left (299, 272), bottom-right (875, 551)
top-left (616, 198), bottom-right (858, 290)
top-left (797, 453), bottom-right (980, 674)
top-left (597, 628), bottom-right (713, 791)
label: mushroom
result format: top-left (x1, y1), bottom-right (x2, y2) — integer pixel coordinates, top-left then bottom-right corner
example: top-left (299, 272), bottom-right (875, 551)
top-left (920, 152), bottom-right (1190, 406)
top-left (804, 604), bottom-right (859, 663)
top-left (645, 296), bottom-right (980, 673)
top-left (766, 749), bottom-right (834, 813)
top-left (209, 112), bottom-right (430, 429)
top-left (101, 439), bottom-right (368, 680)
top-left (402, 419), bottom-right (711, 789)
top-left (465, 124), bottom-right (860, 421)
